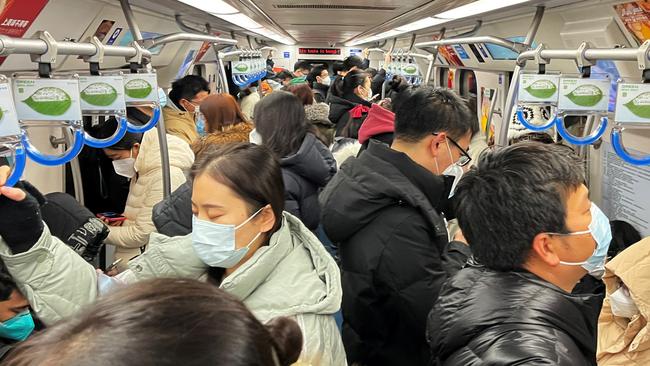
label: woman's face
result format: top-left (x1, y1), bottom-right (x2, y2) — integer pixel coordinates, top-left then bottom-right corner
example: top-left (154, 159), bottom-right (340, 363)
top-left (191, 173), bottom-right (275, 271)
top-left (355, 77), bottom-right (372, 100)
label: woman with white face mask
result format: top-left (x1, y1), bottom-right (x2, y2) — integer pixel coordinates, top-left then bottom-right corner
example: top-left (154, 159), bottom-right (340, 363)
top-left (101, 122), bottom-right (194, 269)
top-left (598, 236), bottom-right (650, 365)
top-left (0, 143), bottom-right (345, 365)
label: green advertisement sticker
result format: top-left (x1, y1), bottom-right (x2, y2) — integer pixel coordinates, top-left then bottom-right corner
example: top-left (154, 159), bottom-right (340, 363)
top-left (81, 82), bottom-right (118, 106)
top-left (624, 92), bottom-right (650, 118)
top-left (525, 80), bottom-right (557, 99)
top-left (22, 87), bottom-right (72, 116)
top-left (124, 79), bottom-right (153, 99)
top-left (403, 65), bottom-right (417, 75)
top-left (565, 85), bottom-right (603, 107)
top-left (235, 63), bottom-right (248, 73)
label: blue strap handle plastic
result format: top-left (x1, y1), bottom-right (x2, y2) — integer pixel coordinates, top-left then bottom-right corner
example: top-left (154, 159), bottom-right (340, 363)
top-left (516, 106), bottom-right (559, 132)
top-left (3, 144), bottom-right (26, 187)
top-left (556, 115), bottom-right (608, 145)
top-left (23, 128), bottom-right (85, 166)
top-left (611, 128), bottom-right (650, 165)
top-left (84, 116), bottom-right (128, 148)
top-left (126, 106), bottom-right (160, 133)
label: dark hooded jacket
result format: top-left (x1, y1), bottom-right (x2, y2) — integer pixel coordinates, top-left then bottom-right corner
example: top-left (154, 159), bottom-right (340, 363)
top-left (328, 94), bottom-right (371, 137)
top-left (282, 133), bottom-right (337, 231)
top-left (320, 141), bottom-right (471, 366)
top-left (428, 263), bottom-right (599, 366)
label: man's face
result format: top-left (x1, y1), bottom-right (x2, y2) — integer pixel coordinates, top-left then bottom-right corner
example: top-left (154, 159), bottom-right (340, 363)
top-left (180, 91), bottom-right (209, 113)
top-left (0, 290), bottom-right (29, 322)
top-left (432, 132), bottom-right (472, 174)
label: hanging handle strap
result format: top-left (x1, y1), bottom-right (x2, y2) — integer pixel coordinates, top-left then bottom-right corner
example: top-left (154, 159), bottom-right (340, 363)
top-left (2, 143), bottom-right (26, 187)
top-left (516, 105), bottom-right (559, 131)
top-left (556, 114), bottom-right (608, 145)
top-left (85, 116), bottom-right (129, 148)
top-left (23, 126), bottom-right (85, 166)
top-left (611, 127), bottom-right (650, 165)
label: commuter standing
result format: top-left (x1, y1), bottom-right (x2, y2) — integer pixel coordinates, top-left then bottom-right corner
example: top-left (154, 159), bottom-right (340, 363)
top-left (428, 142), bottom-right (610, 365)
top-left (164, 75), bottom-right (211, 144)
top-left (320, 87), bottom-right (474, 366)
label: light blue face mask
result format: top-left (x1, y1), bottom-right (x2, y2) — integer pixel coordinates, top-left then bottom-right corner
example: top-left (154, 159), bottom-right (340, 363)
top-left (0, 311), bottom-right (35, 341)
top-left (196, 111), bottom-right (207, 136)
top-left (552, 203), bottom-right (612, 278)
top-left (191, 207), bottom-right (264, 268)
top-left (158, 88), bottom-right (168, 108)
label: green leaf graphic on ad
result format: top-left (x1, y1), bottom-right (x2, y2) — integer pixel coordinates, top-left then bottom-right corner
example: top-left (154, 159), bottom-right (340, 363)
top-left (235, 64), bottom-right (248, 72)
top-left (565, 84), bottom-right (603, 107)
top-left (81, 82), bottom-right (118, 106)
top-left (525, 80), bottom-right (557, 99)
top-left (124, 79), bottom-right (152, 99)
top-left (23, 87), bottom-right (72, 116)
top-left (624, 92), bottom-right (650, 118)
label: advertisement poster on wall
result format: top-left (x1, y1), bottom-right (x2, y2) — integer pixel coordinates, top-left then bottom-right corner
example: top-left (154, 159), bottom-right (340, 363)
top-left (0, 0), bottom-right (50, 65)
top-left (480, 87), bottom-right (496, 144)
top-left (614, 1), bottom-right (650, 45)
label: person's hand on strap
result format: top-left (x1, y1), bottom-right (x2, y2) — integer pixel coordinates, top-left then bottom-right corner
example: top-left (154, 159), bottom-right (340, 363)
top-left (0, 166), bottom-right (44, 253)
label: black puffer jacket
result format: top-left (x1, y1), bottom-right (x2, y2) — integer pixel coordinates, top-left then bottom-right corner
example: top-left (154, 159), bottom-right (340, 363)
top-left (282, 133), bottom-right (336, 231)
top-left (328, 94), bottom-right (371, 137)
top-left (428, 264), bottom-right (599, 366)
top-left (320, 141), bottom-right (471, 366)
top-left (152, 182), bottom-right (192, 237)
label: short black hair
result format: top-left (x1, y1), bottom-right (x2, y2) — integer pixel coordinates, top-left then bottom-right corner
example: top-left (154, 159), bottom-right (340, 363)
top-left (343, 56), bottom-right (364, 71)
top-left (365, 67), bottom-right (378, 78)
top-left (394, 87), bottom-right (472, 142)
top-left (332, 61), bottom-right (345, 75)
top-left (293, 61), bottom-right (311, 73)
top-left (97, 117), bottom-right (143, 150)
top-left (307, 65), bottom-right (327, 87)
top-left (455, 142), bottom-right (586, 271)
top-left (168, 75), bottom-right (210, 111)
top-left (275, 70), bottom-right (293, 81)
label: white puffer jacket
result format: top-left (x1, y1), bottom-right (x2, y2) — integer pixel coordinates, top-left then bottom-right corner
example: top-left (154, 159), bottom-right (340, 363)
top-left (105, 131), bottom-right (194, 265)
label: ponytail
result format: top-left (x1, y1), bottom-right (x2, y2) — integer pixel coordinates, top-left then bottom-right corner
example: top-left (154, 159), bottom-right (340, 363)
top-left (331, 69), bottom-right (368, 98)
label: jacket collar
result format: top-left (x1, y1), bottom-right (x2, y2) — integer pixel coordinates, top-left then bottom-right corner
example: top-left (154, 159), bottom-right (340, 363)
top-left (367, 140), bottom-right (452, 214)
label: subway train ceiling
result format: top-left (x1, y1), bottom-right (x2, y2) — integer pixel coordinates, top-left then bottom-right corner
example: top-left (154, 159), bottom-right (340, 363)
top-left (128, 0), bottom-right (586, 46)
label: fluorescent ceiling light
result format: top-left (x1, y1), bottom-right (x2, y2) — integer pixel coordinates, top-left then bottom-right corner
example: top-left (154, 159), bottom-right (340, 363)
top-left (177, 0), bottom-right (238, 15)
top-left (347, 0), bottom-right (532, 46)
top-left (218, 13), bottom-right (263, 29)
top-left (177, 0), bottom-right (295, 45)
top-left (436, 0), bottom-right (531, 19)
top-left (394, 17), bottom-right (448, 32)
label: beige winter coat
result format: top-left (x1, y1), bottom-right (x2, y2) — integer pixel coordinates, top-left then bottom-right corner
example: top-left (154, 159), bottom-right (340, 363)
top-left (598, 237), bottom-right (650, 365)
top-left (105, 131), bottom-right (194, 265)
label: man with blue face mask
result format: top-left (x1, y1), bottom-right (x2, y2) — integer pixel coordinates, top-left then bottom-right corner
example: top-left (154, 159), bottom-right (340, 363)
top-left (428, 142), bottom-right (609, 366)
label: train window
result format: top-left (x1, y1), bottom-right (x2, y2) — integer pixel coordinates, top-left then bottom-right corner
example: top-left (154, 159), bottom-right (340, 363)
top-left (459, 70), bottom-right (477, 97)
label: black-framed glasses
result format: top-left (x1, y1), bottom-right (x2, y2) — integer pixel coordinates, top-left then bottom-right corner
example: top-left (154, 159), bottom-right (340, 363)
top-left (433, 133), bottom-right (472, 167)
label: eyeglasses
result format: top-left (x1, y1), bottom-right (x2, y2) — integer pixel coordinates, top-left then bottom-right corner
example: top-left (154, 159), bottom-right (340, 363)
top-left (433, 133), bottom-right (472, 167)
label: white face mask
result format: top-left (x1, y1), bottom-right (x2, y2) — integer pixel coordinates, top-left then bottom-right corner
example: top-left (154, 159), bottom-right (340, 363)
top-left (436, 140), bottom-right (464, 198)
top-left (249, 128), bottom-right (263, 145)
top-left (319, 76), bottom-right (331, 86)
top-left (112, 149), bottom-right (136, 179)
top-left (610, 285), bottom-right (640, 319)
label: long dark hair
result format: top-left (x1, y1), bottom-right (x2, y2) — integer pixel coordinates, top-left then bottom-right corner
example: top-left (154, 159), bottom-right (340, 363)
top-left (331, 69), bottom-right (368, 99)
top-left (254, 91), bottom-right (308, 158)
top-left (191, 143), bottom-right (285, 233)
top-left (5, 279), bottom-right (303, 366)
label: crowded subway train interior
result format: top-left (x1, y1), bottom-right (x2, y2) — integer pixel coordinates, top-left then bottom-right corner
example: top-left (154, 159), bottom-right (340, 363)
top-left (0, 0), bottom-right (649, 364)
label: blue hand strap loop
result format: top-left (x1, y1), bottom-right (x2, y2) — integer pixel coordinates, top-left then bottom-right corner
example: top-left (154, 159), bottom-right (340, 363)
top-left (556, 114), bottom-right (608, 145)
top-left (611, 127), bottom-right (650, 165)
top-left (23, 126), bottom-right (85, 166)
top-left (84, 115), bottom-right (128, 148)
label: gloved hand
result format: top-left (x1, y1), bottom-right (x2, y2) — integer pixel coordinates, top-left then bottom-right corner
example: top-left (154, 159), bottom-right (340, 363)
top-left (0, 166), bottom-right (44, 253)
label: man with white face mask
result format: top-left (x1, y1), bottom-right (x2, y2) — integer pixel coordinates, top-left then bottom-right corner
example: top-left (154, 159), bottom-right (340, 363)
top-left (428, 142), bottom-right (610, 366)
top-left (320, 87), bottom-right (474, 366)
top-left (102, 128), bottom-right (194, 269)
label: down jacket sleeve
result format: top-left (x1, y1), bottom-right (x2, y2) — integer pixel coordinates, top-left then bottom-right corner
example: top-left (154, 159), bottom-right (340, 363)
top-left (0, 224), bottom-right (98, 325)
top-left (375, 211), bottom-right (448, 342)
top-left (152, 181), bottom-right (193, 237)
top-left (106, 170), bottom-right (165, 249)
